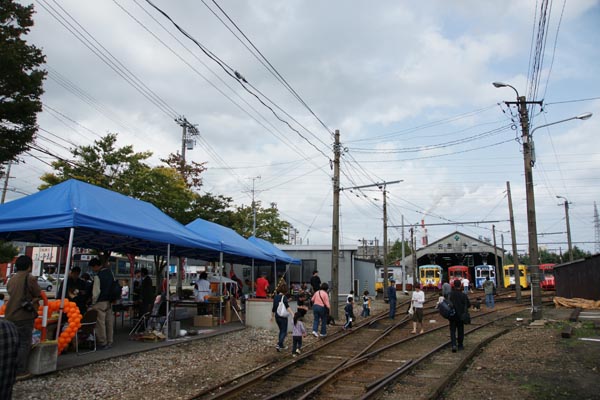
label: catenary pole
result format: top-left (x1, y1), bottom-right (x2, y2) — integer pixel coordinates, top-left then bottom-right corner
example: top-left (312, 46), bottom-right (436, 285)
top-left (331, 129), bottom-right (340, 319)
top-left (506, 181), bottom-right (522, 302)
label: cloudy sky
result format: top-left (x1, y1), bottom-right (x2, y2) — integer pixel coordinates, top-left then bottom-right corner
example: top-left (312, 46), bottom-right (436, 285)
top-left (8, 0), bottom-right (600, 255)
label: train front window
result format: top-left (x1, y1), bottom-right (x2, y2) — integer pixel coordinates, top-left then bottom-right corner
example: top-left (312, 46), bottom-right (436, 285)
top-left (425, 270), bottom-right (436, 278)
top-left (481, 270), bottom-right (490, 278)
top-left (508, 268), bottom-right (515, 277)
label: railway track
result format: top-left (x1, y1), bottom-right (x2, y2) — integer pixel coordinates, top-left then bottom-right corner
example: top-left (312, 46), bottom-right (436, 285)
top-left (189, 292), bottom-right (543, 400)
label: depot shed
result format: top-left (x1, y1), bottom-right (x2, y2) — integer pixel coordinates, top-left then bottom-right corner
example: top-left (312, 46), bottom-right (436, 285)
top-left (554, 254), bottom-right (600, 300)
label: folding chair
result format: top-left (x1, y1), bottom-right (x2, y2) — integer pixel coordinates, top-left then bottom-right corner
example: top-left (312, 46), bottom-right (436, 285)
top-left (129, 299), bottom-right (169, 335)
top-left (76, 309), bottom-right (98, 355)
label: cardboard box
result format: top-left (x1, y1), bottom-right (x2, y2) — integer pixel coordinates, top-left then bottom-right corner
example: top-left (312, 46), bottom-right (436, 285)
top-left (194, 315), bottom-right (215, 327)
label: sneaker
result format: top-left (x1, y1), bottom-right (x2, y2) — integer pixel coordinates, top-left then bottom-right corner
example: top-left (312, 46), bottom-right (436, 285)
top-left (452, 346), bottom-right (457, 353)
top-left (98, 344), bottom-right (111, 351)
top-left (275, 346), bottom-right (281, 352)
top-left (292, 354), bottom-right (297, 358)
top-left (320, 334), bottom-right (327, 338)
top-left (295, 349), bottom-right (301, 355)
top-left (312, 331), bottom-right (319, 338)
top-left (281, 345), bottom-right (288, 350)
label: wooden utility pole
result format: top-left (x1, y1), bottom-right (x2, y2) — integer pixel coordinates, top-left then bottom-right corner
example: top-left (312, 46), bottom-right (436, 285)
top-left (492, 224), bottom-right (500, 283)
top-left (1, 161), bottom-right (11, 204)
top-left (506, 181), bottom-right (522, 302)
top-left (401, 214), bottom-right (406, 293)
top-left (331, 129), bottom-right (341, 319)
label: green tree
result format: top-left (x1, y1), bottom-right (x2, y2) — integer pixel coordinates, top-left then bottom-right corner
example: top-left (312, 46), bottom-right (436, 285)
top-left (0, 241), bottom-right (18, 263)
top-left (39, 133), bottom-right (152, 191)
top-left (0, 0), bottom-right (46, 165)
top-left (385, 239), bottom-right (412, 265)
top-left (231, 201), bottom-right (290, 243)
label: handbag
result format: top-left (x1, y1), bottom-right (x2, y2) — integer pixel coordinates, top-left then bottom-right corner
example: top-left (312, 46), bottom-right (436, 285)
top-left (276, 295), bottom-right (289, 317)
top-left (21, 274), bottom-right (36, 313)
top-left (408, 303), bottom-right (414, 315)
top-left (461, 303), bottom-right (471, 324)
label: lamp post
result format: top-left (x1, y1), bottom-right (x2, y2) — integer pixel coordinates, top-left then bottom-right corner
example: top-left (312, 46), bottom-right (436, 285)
top-left (493, 81), bottom-right (592, 320)
top-left (556, 196), bottom-right (573, 262)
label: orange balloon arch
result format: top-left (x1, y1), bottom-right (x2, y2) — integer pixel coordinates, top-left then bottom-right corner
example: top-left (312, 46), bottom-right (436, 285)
top-left (0, 298), bottom-right (82, 355)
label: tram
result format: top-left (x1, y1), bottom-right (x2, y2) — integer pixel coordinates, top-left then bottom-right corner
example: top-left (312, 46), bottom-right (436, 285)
top-left (375, 266), bottom-right (405, 293)
top-left (448, 265), bottom-right (470, 287)
top-left (502, 264), bottom-right (529, 289)
top-left (539, 263), bottom-right (556, 290)
top-left (474, 265), bottom-right (496, 289)
top-left (418, 264), bottom-right (442, 290)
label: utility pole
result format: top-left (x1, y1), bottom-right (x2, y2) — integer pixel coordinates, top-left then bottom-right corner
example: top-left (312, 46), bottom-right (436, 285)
top-left (1, 161), bottom-right (12, 204)
top-left (492, 224), bottom-right (500, 283)
top-left (506, 181), bottom-right (522, 302)
top-left (174, 116), bottom-right (198, 297)
top-left (340, 179), bottom-right (402, 301)
top-left (557, 196), bottom-right (573, 262)
top-left (331, 129), bottom-right (341, 319)
top-left (401, 214), bottom-right (406, 293)
top-left (250, 176), bottom-right (261, 236)
top-left (410, 227), bottom-right (417, 288)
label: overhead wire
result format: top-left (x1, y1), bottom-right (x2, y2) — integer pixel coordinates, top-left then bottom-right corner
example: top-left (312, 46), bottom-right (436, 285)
top-left (36, 0), bottom-right (179, 120)
top-left (204, 0), bottom-right (334, 138)
top-left (119, 0), bottom-right (331, 188)
top-left (143, 0), bottom-right (332, 162)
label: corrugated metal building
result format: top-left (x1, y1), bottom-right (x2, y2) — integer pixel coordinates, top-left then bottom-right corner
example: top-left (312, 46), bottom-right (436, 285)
top-left (554, 254), bottom-right (600, 300)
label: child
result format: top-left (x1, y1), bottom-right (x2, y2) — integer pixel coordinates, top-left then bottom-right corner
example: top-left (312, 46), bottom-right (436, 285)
top-left (361, 290), bottom-right (371, 317)
top-left (292, 312), bottom-right (306, 356)
top-left (472, 297), bottom-right (481, 311)
top-left (343, 297), bottom-right (355, 330)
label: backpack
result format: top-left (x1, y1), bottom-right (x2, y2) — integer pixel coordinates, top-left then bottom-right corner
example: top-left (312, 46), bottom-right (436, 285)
top-left (438, 298), bottom-right (456, 319)
top-left (109, 279), bottom-right (123, 302)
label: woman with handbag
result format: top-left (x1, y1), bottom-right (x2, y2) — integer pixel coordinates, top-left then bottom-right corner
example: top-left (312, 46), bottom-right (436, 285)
top-left (271, 283), bottom-right (294, 351)
top-left (448, 279), bottom-right (471, 352)
top-left (310, 282), bottom-right (330, 338)
top-left (5, 255), bottom-right (42, 378)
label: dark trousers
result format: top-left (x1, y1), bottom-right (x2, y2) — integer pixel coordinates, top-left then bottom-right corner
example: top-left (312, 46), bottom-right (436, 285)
top-left (13, 319), bottom-right (34, 375)
top-left (275, 316), bottom-right (288, 348)
top-left (449, 318), bottom-right (465, 348)
top-left (292, 336), bottom-right (303, 353)
top-left (389, 299), bottom-right (397, 319)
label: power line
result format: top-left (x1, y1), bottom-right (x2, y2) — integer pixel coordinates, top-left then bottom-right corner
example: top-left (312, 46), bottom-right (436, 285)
top-left (203, 0), bottom-right (334, 138)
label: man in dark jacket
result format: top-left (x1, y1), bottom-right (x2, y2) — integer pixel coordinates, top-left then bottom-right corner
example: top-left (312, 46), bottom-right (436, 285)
top-left (90, 258), bottom-right (115, 350)
top-left (140, 268), bottom-right (154, 315)
top-left (5, 255), bottom-right (42, 377)
top-left (448, 279), bottom-right (471, 352)
top-left (310, 271), bottom-right (321, 295)
top-left (387, 278), bottom-right (397, 319)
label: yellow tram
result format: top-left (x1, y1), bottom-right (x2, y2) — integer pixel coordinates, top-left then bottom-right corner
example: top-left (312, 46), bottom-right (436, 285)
top-left (502, 264), bottom-right (530, 289)
top-left (418, 264), bottom-right (442, 290)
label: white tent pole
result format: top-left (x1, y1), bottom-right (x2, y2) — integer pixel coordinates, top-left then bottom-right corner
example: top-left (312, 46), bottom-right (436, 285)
top-left (54, 246), bottom-right (63, 298)
top-left (56, 228), bottom-right (75, 340)
top-left (166, 244), bottom-right (170, 340)
top-left (251, 259), bottom-right (255, 298)
top-left (219, 251), bottom-right (223, 323)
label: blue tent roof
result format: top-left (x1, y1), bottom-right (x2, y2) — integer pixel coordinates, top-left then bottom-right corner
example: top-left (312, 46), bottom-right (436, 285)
top-left (186, 219), bottom-right (274, 264)
top-left (247, 236), bottom-right (301, 265)
top-left (0, 179), bottom-right (225, 258)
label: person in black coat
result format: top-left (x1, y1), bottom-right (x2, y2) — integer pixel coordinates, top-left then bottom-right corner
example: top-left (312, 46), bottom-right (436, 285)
top-left (140, 268), bottom-right (154, 315)
top-left (448, 279), bottom-right (471, 352)
top-left (310, 271), bottom-right (321, 295)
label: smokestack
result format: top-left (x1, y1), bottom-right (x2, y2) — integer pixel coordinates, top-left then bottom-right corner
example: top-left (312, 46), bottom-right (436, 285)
top-left (421, 219), bottom-right (428, 246)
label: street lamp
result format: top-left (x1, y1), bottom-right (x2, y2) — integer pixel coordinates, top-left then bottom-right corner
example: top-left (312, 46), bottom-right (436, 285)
top-left (493, 81), bottom-right (592, 320)
top-left (556, 195), bottom-right (573, 262)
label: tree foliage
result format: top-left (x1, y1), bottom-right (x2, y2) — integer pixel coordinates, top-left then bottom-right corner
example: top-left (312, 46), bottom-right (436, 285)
top-left (0, 241), bottom-right (18, 263)
top-left (0, 0), bottom-right (46, 164)
top-left (231, 201), bottom-right (290, 243)
top-left (385, 239), bottom-right (412, 265)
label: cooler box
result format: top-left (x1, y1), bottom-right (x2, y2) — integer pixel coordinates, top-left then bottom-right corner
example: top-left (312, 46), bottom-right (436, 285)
top-left (28, 340), bottom-right (58, 375)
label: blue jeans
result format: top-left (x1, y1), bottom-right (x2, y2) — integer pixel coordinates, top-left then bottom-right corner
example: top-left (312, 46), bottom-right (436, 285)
top-left (485, 293), bottom-right (495, 309)
top-left (275, 315), bottom-right (288, 348)
top-left (361, 304), bottom-right (370, 317)
top-left (389, 299), bottom-right (397, 319)
top-left (312, 304), bottom-right (327, 335)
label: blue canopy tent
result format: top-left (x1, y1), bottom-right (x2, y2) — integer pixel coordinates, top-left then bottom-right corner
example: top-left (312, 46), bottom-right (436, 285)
top-left (0, 179), bottom-right (226, 258)
top-left (186, 219), bottom-right (274, 265)
top-left (247, 236), bottom-right (301, 290)
top-left (0, 179), bottom-right (242, 338)
top-left (247, 236), bottom-right (301, 265)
